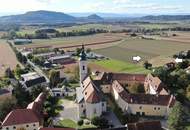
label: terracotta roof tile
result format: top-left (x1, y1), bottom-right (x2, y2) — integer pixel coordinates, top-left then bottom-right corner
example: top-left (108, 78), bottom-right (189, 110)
top-left (2, 109), bottom-right (40, 126)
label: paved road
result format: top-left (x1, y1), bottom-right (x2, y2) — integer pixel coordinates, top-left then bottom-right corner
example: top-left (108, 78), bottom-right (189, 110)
top-left (27, 60), bottom-right (50, 83)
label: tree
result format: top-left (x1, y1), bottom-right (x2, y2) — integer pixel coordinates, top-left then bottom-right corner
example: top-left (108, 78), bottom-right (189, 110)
top-left (86, 48), bottom-right (91, 53)
top-left (49, 70), bottom-right (60, 88)
top-left (128, 83), bottom-right (145, 94)
top-left (186, 85), bottom-right (190, 100)
top-left (5, 68), bottom-right (14, 78)
top-left (14, 64), bottom-right (25, 78)
top-left (31, 85), bottom-right (46, 100)
top-left (0, 97), bottom-right (17, 121)
top-left (177, 60), bottom-right (189, 69)
top-left (77, 119), bottom-right (84, 126)
top-left (168, 101), bottom-right (186, 130)
top-left (143, 61), bottom-right (152, 69)
top-left (13, 83), bottom-right (31, 107)
top-left (91, 116), bottom-right (109, 128)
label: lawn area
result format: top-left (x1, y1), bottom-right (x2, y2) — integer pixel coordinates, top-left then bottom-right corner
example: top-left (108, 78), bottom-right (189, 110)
top-left (58, 119), bottom-right (96, 129)
top-left (91, 59), bottom-right (150, 74)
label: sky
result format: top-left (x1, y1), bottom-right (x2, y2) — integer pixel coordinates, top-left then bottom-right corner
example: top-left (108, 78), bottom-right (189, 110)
top-left (0, 0), bottom-right (190, 16)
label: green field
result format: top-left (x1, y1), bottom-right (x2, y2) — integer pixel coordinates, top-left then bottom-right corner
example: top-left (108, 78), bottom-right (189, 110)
top-left (92, 59), bottom-right (150, 74)
top-left (95, 39), bottom-right (190, 63)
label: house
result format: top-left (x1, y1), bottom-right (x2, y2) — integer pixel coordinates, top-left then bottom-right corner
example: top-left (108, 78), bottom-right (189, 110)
top-left (1, 109), bottom-right (40, 130)
top-left (20, 72), bottom-right (47, 91)
top-left (51, 87), bottom-right (65, 97)
top-left (0, 88), bottom-right (12, 100)
top-left (1, 93), bottom-right (46, 130)
top-left (111, 80), bottom-right (175, 117)
top-left (164, 62), bottom-right (176, 70)
top-left (48, 55), bottom-right (75, 65)
top-left (144, 74), bottom-right (169, 95)
top-left (127, 121), bottom-right (162, 130)
top-left (76, 45), bottom-right (107, 119)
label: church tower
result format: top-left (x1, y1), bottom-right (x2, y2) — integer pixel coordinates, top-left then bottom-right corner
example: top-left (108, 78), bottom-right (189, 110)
top-left (79, 44), bottom-right (88, 84)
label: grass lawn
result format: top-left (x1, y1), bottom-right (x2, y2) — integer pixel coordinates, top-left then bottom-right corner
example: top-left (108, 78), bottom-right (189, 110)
top-left (58, 119), bottom-right (96, 129)
top-left (92, 59), bottom-right (150, 74)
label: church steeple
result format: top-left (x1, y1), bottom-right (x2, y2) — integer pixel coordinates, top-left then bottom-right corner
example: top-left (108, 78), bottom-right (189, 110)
top-left (79, 44), bottom-right (88, 84)
top-left (80, 44), bottom-right (87, 61)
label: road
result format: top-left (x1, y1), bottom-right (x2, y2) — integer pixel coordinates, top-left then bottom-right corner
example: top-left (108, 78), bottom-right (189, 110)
top-left (27, 60), bottom-right (50, 83)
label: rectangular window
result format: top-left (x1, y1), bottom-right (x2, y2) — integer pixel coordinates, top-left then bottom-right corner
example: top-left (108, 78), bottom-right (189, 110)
top-left (83, 66), bottom-right (85, 70)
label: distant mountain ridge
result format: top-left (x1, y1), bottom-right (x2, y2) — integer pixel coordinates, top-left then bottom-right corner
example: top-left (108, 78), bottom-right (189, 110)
top-left (0, 10), bottom-right (190, 24)
top-left (0, 10), bottom-right (104, 24)
top-left (141, 15), bottom-right (190, 21)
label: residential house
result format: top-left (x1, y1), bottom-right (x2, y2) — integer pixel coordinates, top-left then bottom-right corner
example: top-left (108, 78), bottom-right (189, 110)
top-left (20, 72), bottom-right (47, 91)
top-left (1, 93), bottom-right (46, 130)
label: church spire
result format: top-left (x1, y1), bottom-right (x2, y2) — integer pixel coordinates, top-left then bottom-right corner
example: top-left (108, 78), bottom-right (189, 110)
top-left (80, 44), bottom-right (87, 61)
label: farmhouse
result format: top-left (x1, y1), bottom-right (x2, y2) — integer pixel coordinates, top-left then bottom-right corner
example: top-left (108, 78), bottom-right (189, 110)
top-left (48, 55), bottom-right (75, 65)
top-left (20, 72), bottom-right (47, 91)
top-left (1, 93), bottom-right (46, 130)
top-left (76, 45), bottom-right (107, 119)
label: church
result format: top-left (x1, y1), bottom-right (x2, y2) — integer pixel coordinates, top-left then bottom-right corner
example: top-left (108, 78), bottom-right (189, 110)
top-left (76, 45), bottom-right (175, 119)
top-left (76, 45), bottom-right (107, 119)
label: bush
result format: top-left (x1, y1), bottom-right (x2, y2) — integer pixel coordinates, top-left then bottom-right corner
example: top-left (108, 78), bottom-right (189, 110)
top-left (91, 116), bottom-right (109, 128)
top-left (77, 119), bottom-right (84, 126)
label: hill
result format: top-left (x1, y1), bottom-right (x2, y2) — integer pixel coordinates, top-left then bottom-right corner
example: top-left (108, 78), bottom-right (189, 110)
top-left (0, 10), bottom-right (76, 24)
top-left (87, 14), bottom-right (104, 21)
top-left (141, 15), bottom-right (190, 21)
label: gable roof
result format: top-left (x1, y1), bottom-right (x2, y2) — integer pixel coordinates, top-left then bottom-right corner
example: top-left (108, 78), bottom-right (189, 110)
top-left (2, 109), bottom-right (40, 126)
top-left (100, 72), bottom-right (146, 84)
top-left (25, 76), bottom-right (46, 88)
top-left (82, 77), bottom-right (103, 103)
top-left (112, 80), bottom-right (175, 107)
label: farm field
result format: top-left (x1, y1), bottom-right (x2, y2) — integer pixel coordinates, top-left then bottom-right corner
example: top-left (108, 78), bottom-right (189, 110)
top-left (90, 59), bottom-right (150, 74)
top-left (95, 38), bottom-right (190, 65)
top-left (0, 40), bottom-right (20, 77)
top-left (15, 33), bottom-right (126, 50)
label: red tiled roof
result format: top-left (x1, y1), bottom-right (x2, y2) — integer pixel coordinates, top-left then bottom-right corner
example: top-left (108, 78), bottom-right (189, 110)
top-left (127, 121), bottom-right (162, 130)
top-left (2, 109), bottom-right (40, 126)
top-left (82, 77), bottom-right (103, 103)
top-left (112, 80), bottom-right (175, 106)
top-left (100, 72), bottom-right (146, 84)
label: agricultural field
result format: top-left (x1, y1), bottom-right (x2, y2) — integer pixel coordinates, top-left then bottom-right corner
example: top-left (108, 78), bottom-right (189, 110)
top-left (94, 38), bottom-right (190, 66)
top-left (0, 40), bottom-right (20, 77)
top-left (90, 59), bottom-right (150, 74)
top-left (15, 33), bottom-right (126, 50)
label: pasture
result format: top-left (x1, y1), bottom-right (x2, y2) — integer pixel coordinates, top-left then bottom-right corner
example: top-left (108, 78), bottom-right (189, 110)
top-left (0, 40), bottom-right (20, 77)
